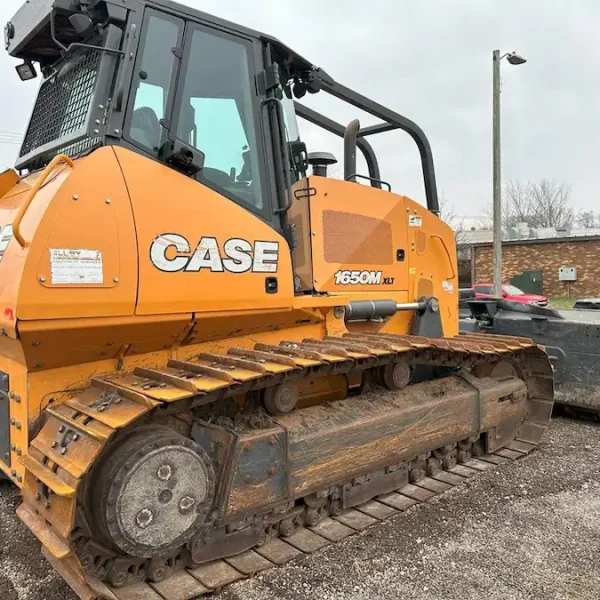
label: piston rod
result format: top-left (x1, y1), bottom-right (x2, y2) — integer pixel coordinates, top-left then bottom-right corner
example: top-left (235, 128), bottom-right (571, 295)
top-left (345, 299), bottom-right (430, 322)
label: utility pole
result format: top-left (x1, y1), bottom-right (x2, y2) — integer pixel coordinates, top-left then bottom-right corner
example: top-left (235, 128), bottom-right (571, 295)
top-left (492, 50), bottom-right (502, 298)
top-left (492, 50), bottom-right (526, 298)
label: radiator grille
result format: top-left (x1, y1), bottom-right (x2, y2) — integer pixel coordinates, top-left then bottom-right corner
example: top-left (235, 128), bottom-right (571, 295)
top-left (322, 210), bottom-right (393, 265)
top-left (20, 50), bottom-right (101, 158)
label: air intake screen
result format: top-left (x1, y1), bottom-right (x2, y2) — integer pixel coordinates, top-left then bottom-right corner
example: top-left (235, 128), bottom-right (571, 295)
top-left (20, 49), bottom-right (101, 158)
top-left (322, 210), bottom-right (393, 265)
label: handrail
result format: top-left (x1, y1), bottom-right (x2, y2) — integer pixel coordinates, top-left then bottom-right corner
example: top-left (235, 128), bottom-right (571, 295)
top-left (13, 154), bottom-right (75, 248)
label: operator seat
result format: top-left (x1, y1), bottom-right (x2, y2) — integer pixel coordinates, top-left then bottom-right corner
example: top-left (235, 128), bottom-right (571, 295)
top-left (130, 106), bottom-right (162, 151)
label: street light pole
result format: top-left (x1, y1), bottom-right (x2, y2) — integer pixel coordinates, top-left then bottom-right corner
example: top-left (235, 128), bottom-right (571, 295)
top-left (492, 50), bottom-right (526, 298)
top-left (492, 49), bottom-right (502, 298)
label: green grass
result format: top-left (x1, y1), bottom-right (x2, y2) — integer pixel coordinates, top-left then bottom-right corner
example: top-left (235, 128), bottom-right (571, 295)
top-left (548, 297), bottom-right (578, 309)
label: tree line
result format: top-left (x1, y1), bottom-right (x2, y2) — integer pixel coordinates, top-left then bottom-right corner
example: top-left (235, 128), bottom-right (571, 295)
top-left (483, 178), bottom-right (598, 230)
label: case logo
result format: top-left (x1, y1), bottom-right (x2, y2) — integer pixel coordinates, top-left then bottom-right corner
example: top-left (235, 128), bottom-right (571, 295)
top-left (150, 234), bottom-right (279, 274)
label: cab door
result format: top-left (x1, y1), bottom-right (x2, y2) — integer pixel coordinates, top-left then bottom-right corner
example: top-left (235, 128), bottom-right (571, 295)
top-left (120, 8), bottom-right (293, 316)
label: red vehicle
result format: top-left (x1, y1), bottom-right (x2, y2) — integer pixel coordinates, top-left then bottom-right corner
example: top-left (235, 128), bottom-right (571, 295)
top-left (472, 283), bottom-right (549, 307)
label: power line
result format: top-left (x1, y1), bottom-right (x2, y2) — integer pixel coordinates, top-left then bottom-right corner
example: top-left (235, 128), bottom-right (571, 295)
top-left (0, 130), bottom-right (23, 138)
top-left (0, 130), bottom-right (23, 146)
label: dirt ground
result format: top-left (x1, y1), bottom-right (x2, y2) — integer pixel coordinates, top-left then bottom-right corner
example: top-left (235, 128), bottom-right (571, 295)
top-left (1, 416), bottom-right (599, 600)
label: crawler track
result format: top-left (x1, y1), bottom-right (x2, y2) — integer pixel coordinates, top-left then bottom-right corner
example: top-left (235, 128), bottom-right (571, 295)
top-left (17, 332), bottom-right (553, 600)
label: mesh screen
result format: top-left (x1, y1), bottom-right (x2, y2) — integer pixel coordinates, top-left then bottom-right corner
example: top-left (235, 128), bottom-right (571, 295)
top-left (322, 210), bottom-right (393, 265)
top-left (26, 137), bottom-right (102, 172)
top-left (20, 50), bottom-right (101, 158)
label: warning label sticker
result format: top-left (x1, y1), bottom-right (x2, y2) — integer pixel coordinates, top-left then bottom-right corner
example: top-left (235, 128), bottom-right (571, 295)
top-left (409, 215), bottom-right (423, 227)
top-left (50, 249), bottom-right (104, 285)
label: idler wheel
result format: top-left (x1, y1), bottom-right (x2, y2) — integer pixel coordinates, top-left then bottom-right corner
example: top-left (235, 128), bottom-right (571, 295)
top-left (92, 426), bottom-right (214, 558)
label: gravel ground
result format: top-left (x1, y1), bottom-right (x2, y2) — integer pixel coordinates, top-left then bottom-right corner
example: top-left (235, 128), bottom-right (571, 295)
top-left (1, 417), bottom-right (599, 600)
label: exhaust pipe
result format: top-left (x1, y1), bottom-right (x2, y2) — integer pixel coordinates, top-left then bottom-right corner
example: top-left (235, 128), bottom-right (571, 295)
top-left (344, 119), bottom-right (361, 181)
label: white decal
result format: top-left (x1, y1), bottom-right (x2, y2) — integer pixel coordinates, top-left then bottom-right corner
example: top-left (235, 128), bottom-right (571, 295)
top-left (50, 249), bottom-right (103, 284)
top-left (409, 215), bottom-right (423, 227)
top-left (187, 237), bottom-right (224, 272)
top-left (149, 234), bottom-right (279, 274)
top-left (150, 234), bottom-right (190, 272)
top-left (253, 241), bottom-right (279, 273)
top-left (442, 280), bottom-right (455, 293)
top-left (223, 238), bottom-right (253, 273)
top-left (335, 270), bottom-right (383, 286)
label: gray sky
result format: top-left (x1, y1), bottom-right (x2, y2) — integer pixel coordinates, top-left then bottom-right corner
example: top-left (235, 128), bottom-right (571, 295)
top-left (0, 0), bottom-right (598, 222)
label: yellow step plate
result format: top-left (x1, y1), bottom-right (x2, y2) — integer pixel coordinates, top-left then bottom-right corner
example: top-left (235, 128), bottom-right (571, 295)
top-left (65, 387), bottom-right (152, 430)
top-left (20, 454), bottom-right (76, 498)
top-left (106, 372), bottom-right (205, 402)
top-left (17, 503), bottom-right (72, 559)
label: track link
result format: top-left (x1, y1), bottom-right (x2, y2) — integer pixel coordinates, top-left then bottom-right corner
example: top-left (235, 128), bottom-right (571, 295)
top-left (17, 332), bottom-right (554, 600)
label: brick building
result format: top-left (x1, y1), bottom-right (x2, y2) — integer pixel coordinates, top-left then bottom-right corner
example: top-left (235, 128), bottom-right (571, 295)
top-left (459, 225), bottom-right (600, 298)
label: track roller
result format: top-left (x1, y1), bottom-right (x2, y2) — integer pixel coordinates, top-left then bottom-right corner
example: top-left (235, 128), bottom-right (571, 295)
top-left (263, 382), bottom-right (298, 415)
top-left (380, 361), bottom-right (412, 390)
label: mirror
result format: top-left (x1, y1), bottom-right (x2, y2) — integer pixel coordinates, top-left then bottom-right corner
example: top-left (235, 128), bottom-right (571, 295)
top-left (69, 14), bottom-right (95, 37)
top-left (289, 140), bottom-right (308, 174)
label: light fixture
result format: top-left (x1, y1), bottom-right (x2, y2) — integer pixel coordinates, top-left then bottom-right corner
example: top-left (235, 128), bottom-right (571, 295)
top-left (4, 22), bottom-right (15, 50)
top-left (506, 52), bottom-right (527, 66)
top-left (69, 13), bottom-right (94, 37)
top-left (15, 61), bottom-right (37, 81)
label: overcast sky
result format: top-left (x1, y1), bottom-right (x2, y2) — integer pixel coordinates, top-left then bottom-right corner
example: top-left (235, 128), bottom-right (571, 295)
top-left (1, 0), bottom-right (598, 222)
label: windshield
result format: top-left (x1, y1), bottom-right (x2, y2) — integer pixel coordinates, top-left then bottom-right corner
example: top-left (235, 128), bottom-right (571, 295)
top-left (503, 285), bottom-right (525, 296)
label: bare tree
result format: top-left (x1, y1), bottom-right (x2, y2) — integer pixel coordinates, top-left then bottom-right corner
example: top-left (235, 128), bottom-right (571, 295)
top-left (485, 178), bottom-right (573, 229)
top-left (576, 210), bottom-right (599, 228)
top-left (438, 194), bottom-right (466, 245)
top-left (502, 180), bottom-right (534, 227)
top-left (529, 179), bottom-right (573, 228)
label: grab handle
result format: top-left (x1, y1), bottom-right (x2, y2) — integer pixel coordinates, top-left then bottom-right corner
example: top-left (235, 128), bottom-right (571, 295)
top-left (13, 154), bottom-right (75, 248)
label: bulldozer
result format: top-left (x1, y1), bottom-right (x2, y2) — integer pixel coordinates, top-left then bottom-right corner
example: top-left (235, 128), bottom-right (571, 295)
top-left (0, 1), bottom-right (553, 598)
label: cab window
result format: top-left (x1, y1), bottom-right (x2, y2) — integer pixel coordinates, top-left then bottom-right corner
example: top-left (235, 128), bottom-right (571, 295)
top-left (127, 11), bottom-right (183, 152)
top-left (174, 24), bottom-right (266, 214)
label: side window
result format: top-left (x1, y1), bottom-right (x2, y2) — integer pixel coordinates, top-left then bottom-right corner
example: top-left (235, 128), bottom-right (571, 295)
top-left (476, 286), bottom-right (492, 294)
top-left (127, 11), bottom-right (183, 153)
top-left (175, 25), bottom-right (265, 213)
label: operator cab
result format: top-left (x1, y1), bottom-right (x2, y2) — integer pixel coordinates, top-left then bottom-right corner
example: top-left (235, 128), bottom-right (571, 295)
top-left (6, 0), bottom-right (440, 233)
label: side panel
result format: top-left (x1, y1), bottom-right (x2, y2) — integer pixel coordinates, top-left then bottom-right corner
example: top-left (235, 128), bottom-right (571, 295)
top-left (288, 180), bottom-right (313, 292)
top-left (15, 147), bottom-right (138, 320)
top-left (114, 148), bottom-right (294, 316)
top-left (405, 198), bottom-right (458, 336)
top-left (307, 177), bottom-right (409, 294)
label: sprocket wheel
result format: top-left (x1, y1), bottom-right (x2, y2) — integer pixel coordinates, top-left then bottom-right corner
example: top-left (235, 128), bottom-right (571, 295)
top-left (90, 426), bottom-right (215, 559)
